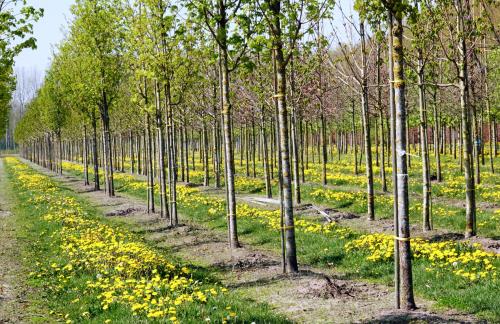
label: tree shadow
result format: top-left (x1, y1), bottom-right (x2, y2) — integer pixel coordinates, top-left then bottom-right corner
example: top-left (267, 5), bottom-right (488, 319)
top-left (362, 310), bottom-right (483, 324)
top-left (427, 232), bottom-right (465, 242)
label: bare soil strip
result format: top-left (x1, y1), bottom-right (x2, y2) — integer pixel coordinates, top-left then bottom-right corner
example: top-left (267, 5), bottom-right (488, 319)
top-left (0, 159), bottom-right (32, 323)
top-left (26, 160), bottom-right (484, 323)
top-left (237, 193), bottom-right (499, 255)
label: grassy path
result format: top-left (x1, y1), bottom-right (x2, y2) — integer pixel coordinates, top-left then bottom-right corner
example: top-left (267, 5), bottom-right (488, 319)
top-left (0, 158), bottom-right (52, 323)
top-left (0, 157), bottom-right (24, 322)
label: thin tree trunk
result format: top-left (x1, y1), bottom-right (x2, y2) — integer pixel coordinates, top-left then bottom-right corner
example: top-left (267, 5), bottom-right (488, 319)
top-left (392, 12), bottom-right (416, 310)
top-left (91, 114), bottom-right (100, 191)
top-left (155, 80), bottom-right (168, 219)
top-left (352, 101), bottom-right (358, 175)
top-left (360, 21), bottom-right (374, 220)
top-left (146, 113), bottom-right (155, 214)
top-left (260, 104), bottom-right (272, 198)
top-left (269, 0), bottom-right (298, 273)
top-left (432, 88), bottom-right (442, 182)
top-left (165, 81), bottom-right (178, 226)
top-left (100, 90), bottom-right (114, 197)
top-left (388, 11), bottom-right (400, 310)
top-left (129, 130), bottom-right (135, 174)
top-left (456, 0), bottom-right (476, 238)
top-left (218, 9), bottom-right (239, 247)
top-left (290, 53), bottom-right (301, 203)
top-left (418, 55), bottom-right (432, 231)
top-left (485, 57), bottom-right (494, 173)
top-left (203, 118), bottom-right (210, 186)
top-left (83, 125), bottom-right (90, 186)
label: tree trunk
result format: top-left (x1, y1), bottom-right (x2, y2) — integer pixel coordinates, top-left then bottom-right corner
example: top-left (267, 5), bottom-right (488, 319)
top-left (269, 0), bottom-right (298, 273)
top-left (165, 81), bottom-right (178, 226)
top-left (418, 55), bottom-right (432, 231)
top-left (485, 60), bottom-right (494, 173)
top-left (203, 118), bottom-right (210, 186)
top-left (91, 114), bottom-right (100, 191)
top-left (456, 0), bottom-right (476, 238)
top-left (290, 53), bottom-right (301, 203)
top-left (432, 89), bottom-right (442, 182)
top-left (320, 103), bottom-right (327, 186)
top-left (146, 113), bottom-right (155, 213)
top-left (260, 104), bottom-right (272, 198)
top-left (155, 80), bottom-right (169, 219)
top-left (392, 12), bottom-right (416, 310)
top-left (352, 101), bottom-right (358, 175)
top-left (129, 130), bottom-right (135, 174)
top-left (217, 7), bottom-right (239, 247)
top-left (360, 21), bottom-right (374, 220)
top-left (100, 90), bottom-right (115, 197)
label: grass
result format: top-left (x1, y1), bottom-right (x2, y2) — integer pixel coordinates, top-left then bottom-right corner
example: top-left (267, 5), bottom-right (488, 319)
top-left (4, 158), bottom-right (290, 324)
top-left (179, 201), bottom-right (500, 322)
top-left (187, 152), bottom-right (500, 238)
top-left (0, 184), bottom-right (54, 322)
top-left (178, 198), bottom-right (500, 319)
top-left (297, 183), bottom-right (500, 238)
top-left (60, 162), bottom-right (500, 322)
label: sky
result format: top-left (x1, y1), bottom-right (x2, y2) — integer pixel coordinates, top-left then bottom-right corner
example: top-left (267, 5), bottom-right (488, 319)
top-left (14, 0), bottom-right (74, 75)
top-left (13, 0), bottom-right (357, 78)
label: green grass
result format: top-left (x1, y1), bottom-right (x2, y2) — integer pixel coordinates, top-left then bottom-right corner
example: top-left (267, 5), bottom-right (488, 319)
top-left (62, 164), bottom-right (500, 322)
top-left (297, 183), bottom-right (499, 238)
top-left (191, 153), bottom-right (500, 238)
top-left (5, 160), bottom-right (289, 324)
top-left (179, 201), bottom-right (500, 322)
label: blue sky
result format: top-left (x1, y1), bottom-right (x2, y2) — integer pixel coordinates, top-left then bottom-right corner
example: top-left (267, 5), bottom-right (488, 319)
top-left (14, 0), bottom-right (74, 75)
top-left (13, 0), bottom-right (357, 77)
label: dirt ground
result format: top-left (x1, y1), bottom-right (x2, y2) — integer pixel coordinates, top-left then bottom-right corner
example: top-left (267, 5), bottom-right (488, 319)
top-left (238, 193), bottom-right (500, 255)
top-left (0, 159), bottom-right (36, 323)
top-left (21, 159), bottom-right (489, 323)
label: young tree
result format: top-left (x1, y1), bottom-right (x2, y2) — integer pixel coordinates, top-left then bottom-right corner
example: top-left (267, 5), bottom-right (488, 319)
top-left (434, 0), bottom-right (483, 237)
top-left (407, 1), bottom-right (439, 232)
top-left (71, 0), bottom-right (126, 197)
top-left (331, 3), bottom-right (376, 220)
top-left (386, 1), bottom-right (417, 310)
top-left (189, 0), bottom-right (254, 248)
top-left (258, 0), bottom-right (333, 273)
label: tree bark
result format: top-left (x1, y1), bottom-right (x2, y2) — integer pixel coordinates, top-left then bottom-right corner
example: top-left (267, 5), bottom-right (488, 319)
top-left (260, 104), bottom-right (272, 198)
top-left (217, 2), bottom-right (239, 247)
top-left (91, 114), bottom-right (100, 191)
top-left (418, 54), bottom-right (432, 231)
top-left (203, 118), bottom-right (210, 186)
top-left (360, 21), bottom-right (375, 220)
top-left (392, 12), bottom-right (416, 310)
top-left (165, 81), bottom-right (178, 226)
top-left (268, 0), bottom-right (298, 273)
top-left (456, 0), bottom-right (476, 238)
top-left (100, 89), bottom-right (115, 197)
top-left (290, 53), bottom-right (301, 203)
top-left (155, 80), bottom-right (169, 219)
top-left (146, 113), bottom-right (155, 213)
top-left (83, 126), bottom-right (89, 185)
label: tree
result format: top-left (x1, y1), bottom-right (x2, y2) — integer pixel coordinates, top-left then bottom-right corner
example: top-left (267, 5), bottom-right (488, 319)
top-left (70, 0), bottom-right (126, 196)
top-left (406, 0), bottom-right (438, 232)
top-left (258, 0), bottom-right (333, 273)
top-left (385, 1), bottom-right (417, 310)
top-left (333, 3), bottom-right (376, 220)
top-left (189, 0), bottom-right (254, 248)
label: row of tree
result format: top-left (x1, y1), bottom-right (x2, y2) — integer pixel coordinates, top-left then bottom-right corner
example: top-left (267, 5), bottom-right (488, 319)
top-left (13, 0), bottom-right (498, 310)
